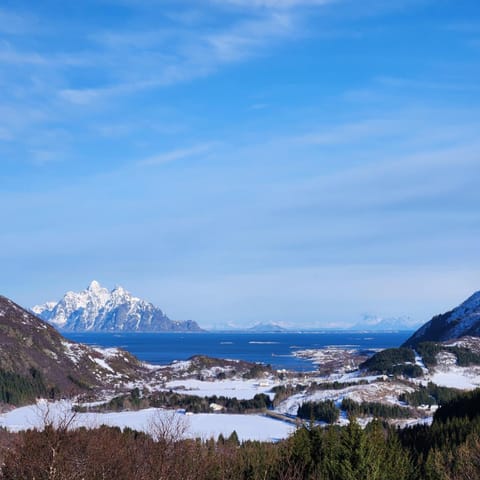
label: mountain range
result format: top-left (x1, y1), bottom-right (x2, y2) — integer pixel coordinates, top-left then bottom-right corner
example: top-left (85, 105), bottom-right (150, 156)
top-left (403, 290), bottom-right (480, 347)
top-left (32, 281), bottom-right (202, 332)
top-left (350, 315), bottom-right (422, 332)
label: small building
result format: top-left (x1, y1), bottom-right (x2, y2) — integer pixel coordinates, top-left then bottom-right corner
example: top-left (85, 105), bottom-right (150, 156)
top-left (209, 403), bottom-right (224, 412)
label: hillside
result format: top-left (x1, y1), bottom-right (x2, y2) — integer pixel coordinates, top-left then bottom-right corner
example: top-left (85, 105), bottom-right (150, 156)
top-left (0, 295), bottom-right (149, 405)
top-left (403, 291), bottom-right (480, 347)
top-left (32, 280), bottom-right (203, 332)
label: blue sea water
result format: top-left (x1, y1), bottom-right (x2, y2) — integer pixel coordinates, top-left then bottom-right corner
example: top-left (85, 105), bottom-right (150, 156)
top-left (64, 331), bottom-right (412, 372)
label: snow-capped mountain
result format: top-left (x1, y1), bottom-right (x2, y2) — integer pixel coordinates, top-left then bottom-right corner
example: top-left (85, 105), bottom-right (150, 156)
top-left (351, 314), bottom-right (421, 331)
top-left (32, 280), bottom-right (202, 332)
top-left (403, 290), bottom-right (480, 347)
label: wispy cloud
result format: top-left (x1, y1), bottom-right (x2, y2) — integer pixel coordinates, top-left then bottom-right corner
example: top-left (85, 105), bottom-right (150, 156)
top-left (212, 0), bottom-right (333, 10)
top-left (0, 41), bottom-right (48, 65)
top-left (205, 12), bottom-right (294, 62)
top-left (293, 118), bottom-right (398, 146)
top-left (59, 11), bottom-right (300, 104)
top-left (139, 143), bottom-right (217, 167)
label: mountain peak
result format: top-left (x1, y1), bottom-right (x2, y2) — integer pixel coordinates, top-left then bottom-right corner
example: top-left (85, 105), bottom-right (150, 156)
top-left (457, 290), bottom-right (480, 313)
top-left (351, 314), bottom-right (421, 331)
top-left (403, 290), bottom-right (480, 347)
top-left (32, 283), bottom-right (203, 333)
top-left (111, 284), bottom-right (127, 295)
top-left (87, 280), bottom-right (102, 291)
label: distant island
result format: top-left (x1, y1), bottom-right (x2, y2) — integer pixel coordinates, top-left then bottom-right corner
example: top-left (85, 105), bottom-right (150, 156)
top-left (247, 323), bottom-right (288, 333)
top-left (32, 280), bottom-right (203, 333)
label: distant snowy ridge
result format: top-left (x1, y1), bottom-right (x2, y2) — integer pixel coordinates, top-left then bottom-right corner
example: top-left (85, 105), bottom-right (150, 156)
top-left (351, 315), bottom-right (421, 332)
top-left (32, 280), bottom-right (203, 332)
top-left (403, 290), bottom-right (480, 347)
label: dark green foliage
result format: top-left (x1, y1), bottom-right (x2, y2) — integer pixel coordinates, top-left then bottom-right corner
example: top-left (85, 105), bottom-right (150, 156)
top-left (401, 416), bottom-right (479, 458)
top-left (227, 430), bottom-right (240, 446)
top-left (391, 364), bottom-right (424, 377)
top-left (286, 418), bottom-right (412, 480)
top-left (416, 342), bottom-right (442, 367)
top-left (360, 348), bottom-right (422, 377)
top-left (129, 387), bottom-right (141, 407)
top-left (417, 341), bottom-right (480, 368)
top-left (307, 379), bottom-right (369, 392)
top-left (341, 398), bottom-right (412, 419)
top-left (297, 400), bottom-right (340, 423)
top-left (83, 390), bottom-right (273, 414)
top-left (399, 382), bottom-right (461, 407)
top-left (271, 383), bottom-right (305, 406)
top-left (242, 364), bottom-right (270, 379)
top-left (399, 387), bottom-right (480, 478)
top-left (454, 347), bottom-right (480, 366)
top-left (0, 368), bottom-right (47, 405)
top-left (434, 388), bottom-right (480, 423)
top-left (402, 311), bottom-right (453, 347)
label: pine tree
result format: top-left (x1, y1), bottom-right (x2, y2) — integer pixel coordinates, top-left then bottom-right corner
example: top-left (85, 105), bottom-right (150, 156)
top-left (338, 417), bottom-right (375, 480)
top-left (228, 430), bottom-right (240, 446)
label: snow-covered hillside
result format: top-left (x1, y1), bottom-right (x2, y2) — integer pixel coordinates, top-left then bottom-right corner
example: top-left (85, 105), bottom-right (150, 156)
top-left (404, 291), bottom-right (480, 346)
top-left (32, 280), bottom-right (202, 332)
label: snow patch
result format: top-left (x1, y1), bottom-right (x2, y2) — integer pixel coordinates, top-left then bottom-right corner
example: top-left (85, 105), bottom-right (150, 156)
top-left (164, 378), bottom-right (277, 400)
top-left (93, 357), bottom-right (114, 373)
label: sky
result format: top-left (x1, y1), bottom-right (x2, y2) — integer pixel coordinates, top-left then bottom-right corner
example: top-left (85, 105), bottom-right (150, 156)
top-left (1, 0), bottom-right (480, 329)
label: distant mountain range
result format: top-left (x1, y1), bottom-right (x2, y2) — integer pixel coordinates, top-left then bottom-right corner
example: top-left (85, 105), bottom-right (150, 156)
top-left (403, 290), bottom-right (480, 347)
top-left (32, 281), bottom-right (203, 333)
top-left (350, 315), bottom-right (422, 332)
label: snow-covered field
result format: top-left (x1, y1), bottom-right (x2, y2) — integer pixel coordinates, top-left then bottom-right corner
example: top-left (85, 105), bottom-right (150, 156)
top-left (164, 378), bottom-right (276, 399)
top-left (0, 401), bottom-right (294, 442)
top-left (428, 367), bottom-right (480, 389)
top-left (276, 381), bottom-right (415, 416)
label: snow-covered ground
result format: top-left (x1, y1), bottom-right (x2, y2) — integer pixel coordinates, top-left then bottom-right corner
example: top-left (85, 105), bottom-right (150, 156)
top-left (164, 378), bottom-right (276, 399)
top-left (428, 367), bottom-right (480, 389)
top-left (420, 350), bottom-right (480, 389)
top-left (0, 400), bottom-right (294, 442)
top-left (276, 381), bottom-right (415, 416)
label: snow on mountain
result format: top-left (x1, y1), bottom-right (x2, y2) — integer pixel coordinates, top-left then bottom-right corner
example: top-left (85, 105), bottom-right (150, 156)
top-left (32, 281), bottom-right (203, 332)
top-left (351, 315), bottom-right (421, 331)
top-left (0, 294), bottom-right (148, 398)
top-left (403, 290), bottom-right (480, 347)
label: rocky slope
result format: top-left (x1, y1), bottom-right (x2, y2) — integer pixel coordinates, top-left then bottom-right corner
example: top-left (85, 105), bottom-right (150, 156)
top-left (0, 295), bottom-right (150, 404)
top-left (403, 291), bottom-right (480, 347)
top-left (32, 280), bottom-right (202, 332)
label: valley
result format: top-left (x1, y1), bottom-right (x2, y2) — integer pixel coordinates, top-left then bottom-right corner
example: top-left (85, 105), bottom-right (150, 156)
top-left (1, 291), bottom-right (480, 443)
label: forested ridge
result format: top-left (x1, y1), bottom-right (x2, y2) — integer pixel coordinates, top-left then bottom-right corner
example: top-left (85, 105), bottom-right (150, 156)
top-left (0, 389), bottom-right (479, 479)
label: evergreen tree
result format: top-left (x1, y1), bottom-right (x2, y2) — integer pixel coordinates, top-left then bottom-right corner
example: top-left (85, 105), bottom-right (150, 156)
top-left (227, 430), bottom-right (240, 446)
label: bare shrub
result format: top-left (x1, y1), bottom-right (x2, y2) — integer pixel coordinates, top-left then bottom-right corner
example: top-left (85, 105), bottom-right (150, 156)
top-left (148, 409), bottom-right (190, 443)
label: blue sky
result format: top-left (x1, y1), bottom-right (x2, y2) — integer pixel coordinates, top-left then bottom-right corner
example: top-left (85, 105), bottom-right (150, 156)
top-left (1, 0), bottom-right (480, 329)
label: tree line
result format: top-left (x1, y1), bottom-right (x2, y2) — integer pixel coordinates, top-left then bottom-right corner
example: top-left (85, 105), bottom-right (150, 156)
top-left (1, 388), bottom-right (480, 479)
